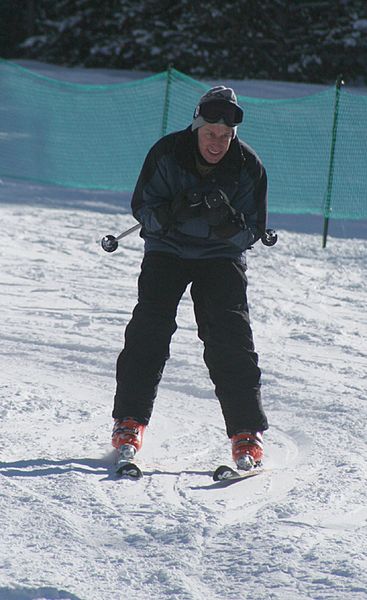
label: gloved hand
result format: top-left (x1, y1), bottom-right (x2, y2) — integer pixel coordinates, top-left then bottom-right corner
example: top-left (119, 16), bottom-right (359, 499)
top-left (202, 189), bottom-right (237, 226)
top-left (151, 190), bottom-right (204, 234)
top-left (171, 190), bottom-right (203, 223)
top-left (202, 189), bottom-right (247, 238)
top-left (211, 213), bottom-right (246, 238)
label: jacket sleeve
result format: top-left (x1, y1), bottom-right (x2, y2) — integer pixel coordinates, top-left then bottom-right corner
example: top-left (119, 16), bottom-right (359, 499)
top-left (131, 140), bottom-right (172, 235)
top-left (246, 163), bottom-right (268, 244)
top-left (212, 160), bottom-right (268, 251)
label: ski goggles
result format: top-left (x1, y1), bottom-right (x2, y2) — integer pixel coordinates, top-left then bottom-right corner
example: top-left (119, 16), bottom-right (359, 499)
top-left (194, 99), bottom-right (244, 127)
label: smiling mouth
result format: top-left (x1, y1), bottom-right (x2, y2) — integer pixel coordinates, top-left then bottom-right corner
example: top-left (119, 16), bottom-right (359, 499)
top-left (207, 151), bottom-right (223, 162)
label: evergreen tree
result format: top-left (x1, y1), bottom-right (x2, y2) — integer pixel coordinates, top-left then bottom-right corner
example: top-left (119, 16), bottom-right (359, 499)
top-left (0, 0), bottom-right (35, 58)
top-left (6, 0), bottom-right (367, 84)
top-left (286, 0), bottom-right (367, 82)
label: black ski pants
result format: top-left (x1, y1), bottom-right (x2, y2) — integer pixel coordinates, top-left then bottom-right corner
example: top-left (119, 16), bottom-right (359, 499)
top-left (112, 252), bottom-right (268, 437)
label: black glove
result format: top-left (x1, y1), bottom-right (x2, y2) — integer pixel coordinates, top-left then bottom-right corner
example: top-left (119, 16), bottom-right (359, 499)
top-left (202, 189), bottom-right (236, 226)
top-left (171, 190), bottom-right (203, 223)
top-left (202, 189), bottom-right (247, 238)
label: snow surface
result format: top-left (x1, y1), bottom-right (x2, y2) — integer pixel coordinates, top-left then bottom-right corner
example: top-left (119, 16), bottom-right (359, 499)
top-left (0, 62), bottom-right (366, 600)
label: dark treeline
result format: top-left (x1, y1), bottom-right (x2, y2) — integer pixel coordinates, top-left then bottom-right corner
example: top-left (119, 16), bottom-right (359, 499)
top-left (1, 0), bottom-right (366, 83)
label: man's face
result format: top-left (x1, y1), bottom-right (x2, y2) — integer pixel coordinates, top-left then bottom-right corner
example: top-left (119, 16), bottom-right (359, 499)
top-left (197, 123), bottom-right (233, 164)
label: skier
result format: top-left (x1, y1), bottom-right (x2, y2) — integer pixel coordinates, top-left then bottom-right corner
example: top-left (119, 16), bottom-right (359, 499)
top-left (111, 86), bottom-right (269, 471)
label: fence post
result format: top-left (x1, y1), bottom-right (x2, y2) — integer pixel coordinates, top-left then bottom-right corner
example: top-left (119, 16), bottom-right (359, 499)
top-left (322, 74), bottom-right (344, 248)
top-left (161, 63), bottom-right (174, 137)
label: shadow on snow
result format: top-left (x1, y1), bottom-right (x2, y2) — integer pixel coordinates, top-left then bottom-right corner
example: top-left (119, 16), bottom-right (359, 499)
top-left (0, 587), bottom-right (82, 600)
top-left (0, 457), bottom-right (213, 481)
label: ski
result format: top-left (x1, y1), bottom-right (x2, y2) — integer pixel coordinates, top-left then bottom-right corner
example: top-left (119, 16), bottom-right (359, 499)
top-left (115, 461), bottom-right (143, 480)
top-left (213, 464), bottom-right (263, 485)
top-left (114, 460), bottom-right (263, 482)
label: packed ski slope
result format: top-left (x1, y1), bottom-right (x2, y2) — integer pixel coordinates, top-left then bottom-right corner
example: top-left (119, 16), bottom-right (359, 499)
top-left (0, 63), bottom-right (366, 600)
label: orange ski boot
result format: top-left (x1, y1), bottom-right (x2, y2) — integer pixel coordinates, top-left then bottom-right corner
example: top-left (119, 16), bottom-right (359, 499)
top-left (231, 431), bottom-right (264, 471)
top-left (112, 417), bottom-right (146, 462)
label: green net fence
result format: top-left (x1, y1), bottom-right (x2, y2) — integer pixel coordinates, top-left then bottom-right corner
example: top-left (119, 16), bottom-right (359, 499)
top-left (0, 59), bottom-right (366, 221)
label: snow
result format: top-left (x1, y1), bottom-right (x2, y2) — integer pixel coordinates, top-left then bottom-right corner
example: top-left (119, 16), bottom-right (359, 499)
top-left (0, 62), bottom-right (367, 600)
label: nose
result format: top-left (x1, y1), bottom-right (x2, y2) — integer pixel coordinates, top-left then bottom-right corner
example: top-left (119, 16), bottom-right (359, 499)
top-left (209, 138), bottom-right (224, 149)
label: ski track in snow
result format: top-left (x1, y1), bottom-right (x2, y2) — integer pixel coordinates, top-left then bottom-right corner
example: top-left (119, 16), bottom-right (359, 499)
top-left (0, 184), bottom-right (366, 600)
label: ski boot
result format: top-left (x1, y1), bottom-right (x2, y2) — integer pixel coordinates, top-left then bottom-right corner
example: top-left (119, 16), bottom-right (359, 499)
top-left (112, 417), bottom-right (146, 463)
top-left (231, 431), bottom-right (264, 471)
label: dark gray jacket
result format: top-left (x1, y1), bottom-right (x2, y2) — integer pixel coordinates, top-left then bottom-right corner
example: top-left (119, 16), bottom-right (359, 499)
top-left (131, 126), bottom-right (267, 260)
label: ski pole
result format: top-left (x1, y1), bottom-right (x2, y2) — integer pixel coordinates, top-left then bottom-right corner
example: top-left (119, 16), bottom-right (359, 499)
top-left (101, 224), bottom-right (278, 252)
top-left (101, 223), bottom-right (141, 252)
